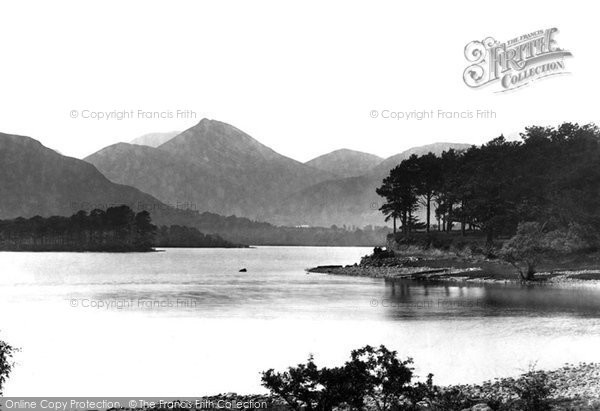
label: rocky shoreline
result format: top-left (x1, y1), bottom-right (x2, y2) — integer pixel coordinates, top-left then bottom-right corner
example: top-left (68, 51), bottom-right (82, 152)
top-left (307, 253), bottom-right (600, 286)
top-left (457, 363), bottom-right (600, 410)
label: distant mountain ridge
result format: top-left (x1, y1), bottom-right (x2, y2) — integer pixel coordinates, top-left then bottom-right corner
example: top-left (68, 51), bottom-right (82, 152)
top-left (86, 119), bottom-right (336, 220)
top-left (0, 131), bottom-right (260, 232)
top-left (0, 131), bottom-right (390, 246)
top-left (84, 119), bottom-right (473, 227)
top-left (157, 119), bottom-right (334, 199)
top-left (84, 141), bottom-right (253, 217)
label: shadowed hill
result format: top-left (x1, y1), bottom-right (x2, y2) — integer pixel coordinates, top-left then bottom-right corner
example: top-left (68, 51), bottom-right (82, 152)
top-left (305, 148), bottom-right (383, 178)
top-left (85, 142), bottom-right (253, 217)
top-left (86, 119), bottom-right (336, 220)
top-left (0, 133), bottom-right (166, 219)
top-left (157, 119), bottom-right (336, 199)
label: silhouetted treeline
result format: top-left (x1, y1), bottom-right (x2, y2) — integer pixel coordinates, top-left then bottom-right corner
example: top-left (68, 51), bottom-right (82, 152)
top-left (0, 206), bottom-right (248, 251)
top-left (156, 225), bottom-right (241, 248)
top-left (0, 206), bottom-right (156, 251)
top-left (377, 123), bottom-right (600, 244)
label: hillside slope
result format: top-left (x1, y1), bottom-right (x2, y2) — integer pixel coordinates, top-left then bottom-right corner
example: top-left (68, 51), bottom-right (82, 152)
top-left (305, 149), bottom-right (383, 178)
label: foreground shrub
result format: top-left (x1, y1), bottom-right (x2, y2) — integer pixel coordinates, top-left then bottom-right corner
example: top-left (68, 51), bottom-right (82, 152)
top-left (0, 338), bottom-right (17, 396)
top-left (348, 345), bottom-right (413, 410)
top-left (511, 370), bottom-right (555, 411)
top-left (261, 345), bottom-right (413, 411)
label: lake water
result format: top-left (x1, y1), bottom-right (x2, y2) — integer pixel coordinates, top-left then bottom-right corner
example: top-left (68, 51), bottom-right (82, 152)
top-left (1, 246), bottom-right (600, 396)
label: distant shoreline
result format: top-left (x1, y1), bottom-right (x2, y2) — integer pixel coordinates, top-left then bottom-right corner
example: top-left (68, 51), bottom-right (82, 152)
top-left (0, 244), bottom-right (250, 253)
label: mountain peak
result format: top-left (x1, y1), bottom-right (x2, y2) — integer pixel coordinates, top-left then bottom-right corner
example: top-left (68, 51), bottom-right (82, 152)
top-left (158, 118), bottom-right (281, 163)
top-left (194, 118), bottom-right (216, 129)
top-left (143, 118), bottom-right (335, 204)
top-left (186, 118), bottom-right (249, 142)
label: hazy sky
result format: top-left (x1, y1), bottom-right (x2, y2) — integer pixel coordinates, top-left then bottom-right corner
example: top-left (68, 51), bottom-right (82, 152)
top-left (0, 0), bottom-right (597, 161)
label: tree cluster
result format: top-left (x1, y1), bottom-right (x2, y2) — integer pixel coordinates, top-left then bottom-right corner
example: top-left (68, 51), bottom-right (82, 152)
top-left (377, 123), bottom-right (600, 246)
top-left (0, 206), bottom-right (156, 251)
top-left (0, 206), bottom-right (247, 251)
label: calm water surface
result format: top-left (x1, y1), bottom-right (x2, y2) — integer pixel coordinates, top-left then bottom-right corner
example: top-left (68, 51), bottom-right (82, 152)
top-left (1, 246), bottom-right (600, 396)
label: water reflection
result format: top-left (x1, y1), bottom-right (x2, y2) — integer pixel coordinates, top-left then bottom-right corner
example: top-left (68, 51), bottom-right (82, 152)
top-left (381, 279), bottom-right (600, 318)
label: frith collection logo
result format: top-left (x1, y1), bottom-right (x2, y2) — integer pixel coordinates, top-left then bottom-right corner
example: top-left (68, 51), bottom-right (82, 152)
top-left (463, 28), bottom-right (572, 92)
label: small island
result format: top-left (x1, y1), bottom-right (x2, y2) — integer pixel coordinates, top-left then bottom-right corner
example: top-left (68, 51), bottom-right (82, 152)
top-left (0, 205), bottom-right (243, 251)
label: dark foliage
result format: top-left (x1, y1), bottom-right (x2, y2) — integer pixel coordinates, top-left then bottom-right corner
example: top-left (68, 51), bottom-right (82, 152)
top-left (0, 206), bottom-right (156, 251)
top-left (156, 225), bottom-right (239, 248)
top-left (510, 370), bottom-right (555, 411)
top-left (0, 338), bottom-right (17, 396)
top-left (262, 346), bottom-right (557, 411)
top-left (377, 123), bottom-right (600, 245)
top-left (261, 345), bottom-right (414, 411)
top-left (372, 246), bottom-right (395, 259)
top-left (0, 206), bottom-right (244, 250)
top-left (378, 123), bottom-right (600, 278)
